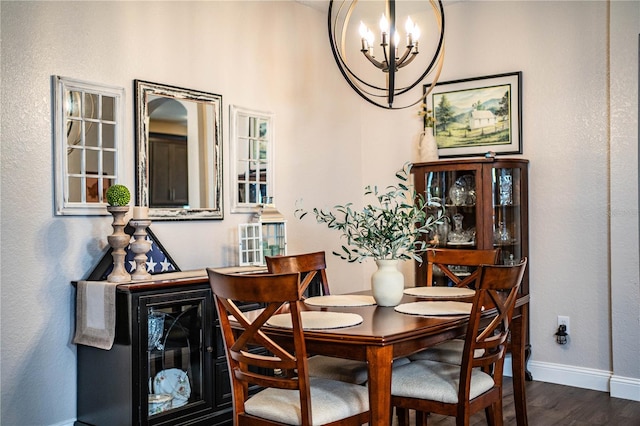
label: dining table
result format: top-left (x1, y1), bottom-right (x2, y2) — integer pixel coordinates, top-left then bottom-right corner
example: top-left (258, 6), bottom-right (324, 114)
top-left (256, 290), bottom-right (530, 426)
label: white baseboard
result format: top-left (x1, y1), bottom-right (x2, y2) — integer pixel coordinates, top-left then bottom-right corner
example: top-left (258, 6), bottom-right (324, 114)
top-left (503, 356), bottom-right (640, 402)
top-left (610, 374), bottom-right (640, 401)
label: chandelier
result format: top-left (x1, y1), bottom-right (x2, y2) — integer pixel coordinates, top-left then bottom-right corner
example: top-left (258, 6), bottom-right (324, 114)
top-left (328, 0), bottom-right (445, 110)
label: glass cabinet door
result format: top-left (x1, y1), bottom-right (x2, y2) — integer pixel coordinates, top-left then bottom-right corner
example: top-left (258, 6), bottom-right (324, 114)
top-left (425, 168), bottom-right (480, 249)
top-left (140, 289), bottom-right (213, 424)
top-left (492, 166), bottom-right (523, 266)
top-left (412, 158), bottom-right (529, 290)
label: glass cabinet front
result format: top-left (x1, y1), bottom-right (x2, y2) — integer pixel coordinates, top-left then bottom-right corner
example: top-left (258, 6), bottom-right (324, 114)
top-left (491, 166), bottom-right (523, 266)
top-left (141, 289), bottom-right (213, 424)
top-left (413, 158), bottom-right (529, 291)
top-left (424, 167), bottom-right (480, 251)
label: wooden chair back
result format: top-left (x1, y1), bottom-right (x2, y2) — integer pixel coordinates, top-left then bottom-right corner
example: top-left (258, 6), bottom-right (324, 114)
top-left (265, 251), bottom-right (331, 296)
top-left (425, 248), bottom-right (500, 288)
top-left (207, 270), bottom-right (312, 423)
top-left (207, 269), bottom-right (370, 425)
top-left (458, 258), bottom-right (528, 419)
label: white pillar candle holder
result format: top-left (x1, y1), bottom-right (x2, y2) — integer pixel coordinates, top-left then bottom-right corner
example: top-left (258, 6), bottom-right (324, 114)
top-left (129, 219), bottom-right (152, 281)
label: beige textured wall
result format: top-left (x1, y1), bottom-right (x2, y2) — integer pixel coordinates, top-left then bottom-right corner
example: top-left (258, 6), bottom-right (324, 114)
top-left (1, 1), bottom-right (638, 424)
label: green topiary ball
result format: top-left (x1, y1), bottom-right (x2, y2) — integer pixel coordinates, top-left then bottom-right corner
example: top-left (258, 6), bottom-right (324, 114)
top-left (106, 184), bottom-right (131, 206)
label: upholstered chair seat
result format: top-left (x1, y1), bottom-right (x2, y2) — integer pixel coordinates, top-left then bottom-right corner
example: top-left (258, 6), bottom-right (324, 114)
top-left (392, 260), bottom-right (528, 426)
top-left (245, 376), bottom-right (369, 424)
top-left (307, 354), bottom-right (411, 385)
top-left (305, 356), bottom-right (369, 385)
top-left (392, 359), bottom-right (495, 404)
top-left (409, 339), bottom-right (484, 364)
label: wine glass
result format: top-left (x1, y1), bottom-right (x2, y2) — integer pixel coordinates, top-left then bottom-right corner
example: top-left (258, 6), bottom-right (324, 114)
top-left (148, 311), bottom-right (165, 351)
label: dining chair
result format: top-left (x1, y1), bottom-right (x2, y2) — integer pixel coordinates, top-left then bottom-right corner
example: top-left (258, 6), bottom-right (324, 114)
top-left (424, 247), bottom-right (500, 288)
top-left (265, 251), bottom-right (371, 385)
top-left (391, 259), bottom-right (528, 426)
top-left (265, 251), bottom-right (331, 296)
top-left (207, 269), bottom-right (370, 426)
top-left (410, 248), bottom-right (500, 365)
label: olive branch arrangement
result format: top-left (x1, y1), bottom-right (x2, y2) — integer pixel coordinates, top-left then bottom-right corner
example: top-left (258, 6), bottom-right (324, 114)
top-left (295, 163), bottom-right (444, 263)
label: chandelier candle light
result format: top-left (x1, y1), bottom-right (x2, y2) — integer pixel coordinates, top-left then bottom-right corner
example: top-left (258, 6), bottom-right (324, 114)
top-left (358, 14), bottom-right (421, 73)
top-left (329, 0), bottom-right (445, 109)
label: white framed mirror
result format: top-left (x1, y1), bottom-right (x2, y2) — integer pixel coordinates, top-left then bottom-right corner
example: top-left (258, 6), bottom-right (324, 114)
top-left (229, 105), bottom-right (275, 213)
top-left (54, 76), bottom-right (125, 215)
top-left (135, 80), bottom-right (223, 220)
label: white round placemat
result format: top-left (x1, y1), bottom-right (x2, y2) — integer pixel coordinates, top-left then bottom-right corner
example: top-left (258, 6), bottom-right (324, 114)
top-left (403, 287), bottom-right (475, 298)
top-left (266, 311), bottom-right (364, 330)
top-left (394, 301), bottom-right (472, 316)
top-left (304, 295), bottom-right (377, 307)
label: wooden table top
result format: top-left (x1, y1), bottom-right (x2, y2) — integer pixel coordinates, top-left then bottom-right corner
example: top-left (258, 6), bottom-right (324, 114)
top-left (245, 291), bottom-right (530, 358)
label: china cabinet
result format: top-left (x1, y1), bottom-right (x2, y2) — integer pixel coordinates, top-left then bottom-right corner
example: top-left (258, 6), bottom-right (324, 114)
top-left (411, 157), bottom-right (529, 293)
top-left (412, 157), bottom-right (531, 378)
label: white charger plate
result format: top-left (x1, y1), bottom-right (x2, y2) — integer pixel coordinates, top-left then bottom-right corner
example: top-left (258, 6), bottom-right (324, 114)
top-left (394, 301), bottom-right (472, 316)
top-left (403, 287), bottom-right (475, 298)
top-left (266, 311), bottom-right (363, 330)
top-left (304, 295), bottom-right (376, 307)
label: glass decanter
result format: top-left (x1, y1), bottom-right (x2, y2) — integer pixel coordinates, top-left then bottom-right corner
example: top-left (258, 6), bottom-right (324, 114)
top-left (448, 181), bottom-right (467, 206)
top-left (448, 213), bottom-right (468, 243)
top-left (493, 221), bottom-right (512, 245)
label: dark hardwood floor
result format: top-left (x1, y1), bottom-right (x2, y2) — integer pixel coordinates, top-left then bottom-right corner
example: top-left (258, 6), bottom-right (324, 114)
top-left (391, 378), bottom-right (640, 425)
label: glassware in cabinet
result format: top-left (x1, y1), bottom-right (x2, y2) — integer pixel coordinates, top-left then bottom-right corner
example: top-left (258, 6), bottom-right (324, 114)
top-left (423, 167), bottom-right (481, 250)
top-left (412, 158), bottom-right (528, 294)
top-left (143, 295), bottom-right (207, 420)
top-left (492, 166), bottom-right (524, 267)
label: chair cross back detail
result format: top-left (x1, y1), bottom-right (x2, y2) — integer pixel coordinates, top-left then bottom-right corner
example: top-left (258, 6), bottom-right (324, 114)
top-left (210, 271), bottom-right (304, 389)
top-left (265, 251), bottom-right (372, 387)
top-left (391, 258), bottom-right (527, 426)
top-left (425, 248), bottom-right (500, 288)
top-left (266, 251), bottom-right (331, 296)
top-left (207, 269), bottom-right (370, 425)
top-left (465, 260), bottom-right (526, 372)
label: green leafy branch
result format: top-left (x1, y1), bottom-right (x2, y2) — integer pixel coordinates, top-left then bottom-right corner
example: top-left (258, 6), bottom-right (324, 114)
top-left (295, 163), bottom-right (444, 263)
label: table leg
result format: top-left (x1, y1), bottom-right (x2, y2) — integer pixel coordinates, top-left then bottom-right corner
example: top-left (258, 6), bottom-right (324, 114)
top-left (366, 345), bottom-right (394, 425)
top-left (511, 304), bottom-right (529, 426)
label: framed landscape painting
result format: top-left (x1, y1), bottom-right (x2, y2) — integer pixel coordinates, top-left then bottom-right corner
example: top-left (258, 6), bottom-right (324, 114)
top-left (424, 72), bottom-right (522, 158)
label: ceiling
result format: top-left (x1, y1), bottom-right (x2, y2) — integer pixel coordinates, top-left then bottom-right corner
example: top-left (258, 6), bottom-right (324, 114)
top-left (295, 0), bottom-right (329, 13)
top-left (295, 0), bottom-right (463, 14)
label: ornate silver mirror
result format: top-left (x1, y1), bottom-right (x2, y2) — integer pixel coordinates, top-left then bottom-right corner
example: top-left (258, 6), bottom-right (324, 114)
top-left (135, 80), bottom-right (223, 220)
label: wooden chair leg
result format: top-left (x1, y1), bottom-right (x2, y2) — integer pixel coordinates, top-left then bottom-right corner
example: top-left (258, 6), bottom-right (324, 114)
top-left (494, 400), bottom-right (504, 426)
top-left (485, 401), bottom-right (503, 426)
top-left (396, 407), bottom-right (410, 426)
top-left (485, 406), bottom-right (495, 425)
top-left (455, 414), bottom-right (471, 426)
top-left (416, 410), bottom-right (429, 426)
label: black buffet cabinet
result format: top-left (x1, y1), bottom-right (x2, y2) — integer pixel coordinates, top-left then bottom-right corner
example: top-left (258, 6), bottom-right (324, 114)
top-left (76, 270), bottom-right (256, 426)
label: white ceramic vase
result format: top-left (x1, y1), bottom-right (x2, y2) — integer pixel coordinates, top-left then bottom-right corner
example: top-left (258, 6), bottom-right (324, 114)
top-left (371, 259), bottom-right (405, 307)
top-left (418, 129), bottom-right (439, 162)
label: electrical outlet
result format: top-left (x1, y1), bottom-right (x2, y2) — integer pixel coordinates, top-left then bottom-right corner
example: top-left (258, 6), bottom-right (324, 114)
top-left (557, 315), bottom-right (570, 335)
